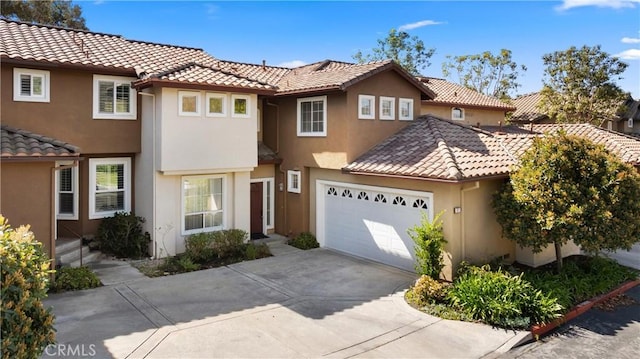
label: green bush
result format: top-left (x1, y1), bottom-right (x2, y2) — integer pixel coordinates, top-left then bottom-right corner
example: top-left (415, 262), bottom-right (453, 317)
top-left (51, 266), bottom-right (101, 292)
top-left (97, 212), bottom-right (150, 259)
top-left (185, 232), bottom-right (215, 263)
top-left (447, 265), bottom-right (562, 328)
top-left (408, 211), bottom-right (447, 279)
top-left (245, 242), bottom-right (273, 260)
top-left (175, 256), bottom-right (200, 272)
top-left (0, 216), bottom-right (56, 359)
top-left (406, 275), bottom-right (451, 307)
top-left (212, 229), bottom-right (248, 259)
top-left (288, 232), bottom-right (319, 250)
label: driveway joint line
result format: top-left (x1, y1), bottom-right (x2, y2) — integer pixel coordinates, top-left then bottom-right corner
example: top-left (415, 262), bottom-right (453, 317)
top-left (226, 265), bottom-right (299, 298)
top-left (114, 284), bottom-right (176, 327)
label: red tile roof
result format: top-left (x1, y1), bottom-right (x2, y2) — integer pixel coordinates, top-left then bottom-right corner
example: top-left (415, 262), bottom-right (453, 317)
top-left (344, 116), bottom-right (640, 182)
top-left (510, 92), bottom-right (548, 123)
top-left (419, 77), bottom-right (516, 111)
top-left (1, 125), bottom-right (80, 158)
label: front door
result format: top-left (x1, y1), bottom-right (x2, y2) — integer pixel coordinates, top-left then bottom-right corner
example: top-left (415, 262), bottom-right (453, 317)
top-left (250, 182), bottom-right (263, 236)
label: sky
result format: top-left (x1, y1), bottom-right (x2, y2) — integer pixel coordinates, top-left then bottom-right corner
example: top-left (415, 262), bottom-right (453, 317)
top-left (79, 0), bottom-right (640, 98)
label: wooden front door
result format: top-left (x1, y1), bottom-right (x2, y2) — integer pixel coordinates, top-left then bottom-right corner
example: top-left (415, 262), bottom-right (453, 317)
top-left (250, 182), bottom-right (263, 235)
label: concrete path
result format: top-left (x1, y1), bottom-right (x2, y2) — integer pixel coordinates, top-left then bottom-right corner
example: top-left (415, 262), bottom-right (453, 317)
top-left (43, 246), bottom-right (526, 359)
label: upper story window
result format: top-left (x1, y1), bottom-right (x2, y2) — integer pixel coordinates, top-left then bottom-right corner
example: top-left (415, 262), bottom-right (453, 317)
top-left (206, 93), bottom-right (227, 117)
top-left (14, 68), bottom-right (50, 102)
top-left (179, 91), bottom-right (201, 116)
top-left (232, 94), bottom-right (250, 118)
top-left (297, 96), bottom-right (327, 137)
top-left (399, 98), bottom-right (414, 121)
top-left (452, 107), bottom-right (465, 121)
top-left (358, 94), bottom-right (375, 120)
top-left (379, 96), bottom-right (395, 121)
top-left (93, 75), bottom-right (137, 120)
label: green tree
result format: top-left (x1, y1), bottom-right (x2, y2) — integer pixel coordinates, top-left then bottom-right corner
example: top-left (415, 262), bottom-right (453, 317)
top-left (493, 131), bottom-right (640, 271)
top-left (441, 49), bottom-right (526, 100)
top-left (408, 211), bottom-right (447, 279)
top-left (0, 0), bottom-right (88, 30)
top-left (539, 45), bottom-right (629, 126)
top-left (353, 28), bottom-right (435, 76)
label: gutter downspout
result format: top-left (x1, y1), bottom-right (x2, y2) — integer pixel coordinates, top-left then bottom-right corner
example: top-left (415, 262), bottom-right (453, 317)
top-left (139, 91), bottom-right (157, 259)
top-left (51, 161), bottom-right (79, 274)
top-left (460, 181), bottom-right (480, 262)
top-left (266, 101), bottom-right (287, 234)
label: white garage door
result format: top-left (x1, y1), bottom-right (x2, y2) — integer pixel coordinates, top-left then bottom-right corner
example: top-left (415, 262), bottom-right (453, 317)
top-left (317, 181), bottom-right (433, 271)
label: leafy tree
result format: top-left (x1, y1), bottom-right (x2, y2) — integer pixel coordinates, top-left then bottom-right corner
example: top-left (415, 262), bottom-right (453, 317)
top-left (353, 28), bottom-right (435, 76)
top-left (408, 211), bottom-right (447, 279)
top-left (493, 131), bottom-right (640, 272)
top-left (441, 49), bottom-right (526, 100)
top-left (0, 0), bottom-right (88, 30)
top-left (539, 45), bottom-right (629, 126)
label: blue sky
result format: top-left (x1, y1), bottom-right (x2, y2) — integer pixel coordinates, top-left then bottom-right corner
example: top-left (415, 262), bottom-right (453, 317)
top-left (80, 0), bottom-right (640, 98)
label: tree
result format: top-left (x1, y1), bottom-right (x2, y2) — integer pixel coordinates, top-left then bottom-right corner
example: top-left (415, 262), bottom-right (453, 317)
top-left (0, 0), bottom-right (88, 30)
top-left (441, 49), bottom-right (526, 100)
top-left (493, 131), bottom-right (640, 272)
top-left (353, 28), bottom-right (435, 76)
top-left (539, 45), bottom-right (629, 126)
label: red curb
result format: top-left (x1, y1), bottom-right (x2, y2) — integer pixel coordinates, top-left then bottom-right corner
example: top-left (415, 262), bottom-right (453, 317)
top-left (530, 279), bottom-right (640, 339)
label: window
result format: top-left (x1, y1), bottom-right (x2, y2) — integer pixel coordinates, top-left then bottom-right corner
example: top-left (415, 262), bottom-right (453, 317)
top-left (628, 118), bottom-right (634, 128)
top-left (179, 91), bottom-right (200, 116)
top-left (358, 94), bottom-right (375, 120)
top-left (93, 75), bottom-right (137, 119)
top-left (379, 96), bottom-right (395, 120)
top-left (89, 158), bottom-right (131, 219)
top-left (56, 162), bottom-right (78, 220)
top-left (13, 68), bottom-right (50, 102)
top-left (287, 170), bottom-right (301, 193)
top-left (399, 98), bottom-right (413, 121)
top-left (232, 94), bottom-right (250, 118)
top-left (206, 93), bottom-right (227, 117)
top-left (182, 175), bottom-right (225, 234)
top-left (297, 96), bottom-right (327, 136)
top-left (452, 107), bottom-right (465, 121)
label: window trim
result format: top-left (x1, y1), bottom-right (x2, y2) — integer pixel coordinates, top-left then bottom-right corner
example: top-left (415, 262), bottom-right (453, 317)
top-left (379, 96), bottom-right (396, 121)
top-left (88, 158), bottom-right (131, 219)
top-left (358, 94), bottom-right (376, 120)
top-left (92, 75), bottom-right (137, 120)
top-left (231, 94), bottom-right (251, 118)
top-left (287, 170), bottom-right (301, 193)
top-left (297, 95), bottom-right (327, 137)
top-left (205, 92), bottom-right (227, 117)
top-left (56, 161), bottom-right (79, 220)
top-left (452, 107), bottom-right (465, 121)
top-left (181, 174), bottom-right (227, 235)
top-left (399, 98), bottom-right (414, 121)
top-left (178, 90), bottom-right (201, 117)
top-left (13, 68), bottom-right (50, 102)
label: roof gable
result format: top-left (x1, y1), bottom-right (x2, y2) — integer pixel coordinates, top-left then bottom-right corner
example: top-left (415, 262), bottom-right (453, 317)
top-left (419, 77), bottom-right (516, 111)
top-left (510, 92), bottom-right (548, 123)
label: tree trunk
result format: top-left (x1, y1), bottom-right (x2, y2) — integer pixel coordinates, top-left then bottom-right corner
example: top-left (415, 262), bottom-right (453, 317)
top-left (554, 240), bottom-right (563, 272)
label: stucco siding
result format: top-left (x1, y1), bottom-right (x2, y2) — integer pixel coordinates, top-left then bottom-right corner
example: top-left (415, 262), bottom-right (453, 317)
top-left (421, 103), bottom-right (507, 126)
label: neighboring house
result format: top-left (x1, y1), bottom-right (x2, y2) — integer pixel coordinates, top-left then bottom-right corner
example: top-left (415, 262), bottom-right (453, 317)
top-left (509, 92), bottom-right (552, 124)
top-left (418, 77), bottom-right (516, 125)
top-left (611, 97), bottom-right (640, 134)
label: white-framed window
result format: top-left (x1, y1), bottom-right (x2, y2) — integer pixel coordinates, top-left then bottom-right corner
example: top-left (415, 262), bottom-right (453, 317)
top-left (93, 75), bottom-right (137, 120)
top-left (628, 118), bottom-right (634, 128)
top-left (452, 107), bottom-right (465, 121)
top-left (358, 94), bottom-right (375, 120)
top-left (399, 98), bottom-right (414, 121)
top-left (89, 158), bottom-right (131, 219)
top-left (297, 96), bottom-right (327, 137)
top-left (206, 92), bottom-right (227, 117)
top-left (13, 68), bottom-right (50, 102)
top-left (182, 175), bottom-right (226, 235)
top-left (287, 170), bottom-right (301, 193)
top-left (56, 161), bottom-right (78, 220)
top-left (178, 91), bottom-right (201, 116)
top-left (379, 96), bottom-right (395, 120)
top-left (232, 94), bottom-right (250, 118)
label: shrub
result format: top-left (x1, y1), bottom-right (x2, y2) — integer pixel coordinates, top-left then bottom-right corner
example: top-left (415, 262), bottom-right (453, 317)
top-left (245, 242), bottom-right (273, 260)
top-left (97, 212), bottom-right (150, 259)
top-left (447, 264), bottom-right (562, 328)
top-left (175, 256), bottom-right (200, 272)
top-left (406, 275), bottom-right (451, 307)
top-left (288, 232), bottom-right (319, 250)
top-left (185, 232), bottom-right (215, 263)
top-left (408, 211), bottom-right (447, 279)
top-left (51, 266), bottom-right (101, 292)
top-left (211, 229), bottom-right (248, 259)
top-left (0, 216), bottom-right (56, 359)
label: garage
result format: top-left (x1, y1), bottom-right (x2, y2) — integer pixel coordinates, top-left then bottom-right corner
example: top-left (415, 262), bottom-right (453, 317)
top-left (316, 180), bottom-right (433, 271)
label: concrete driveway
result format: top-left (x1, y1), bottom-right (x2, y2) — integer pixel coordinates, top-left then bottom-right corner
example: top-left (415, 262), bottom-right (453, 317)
top-left (43, 248), bottom-right (526, 358)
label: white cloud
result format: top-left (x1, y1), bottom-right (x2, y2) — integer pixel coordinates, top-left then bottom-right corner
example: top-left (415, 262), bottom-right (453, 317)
top-left (615, 49), bottom-right (640, 60)
top-left (622, 37), bottom-right (640, 44)
top-left (277, 60), bottom-right (307, 68)
top-left (556, 0), bottom-right (639, 11)
top-left (398, 20), bottom-right (444, 31)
